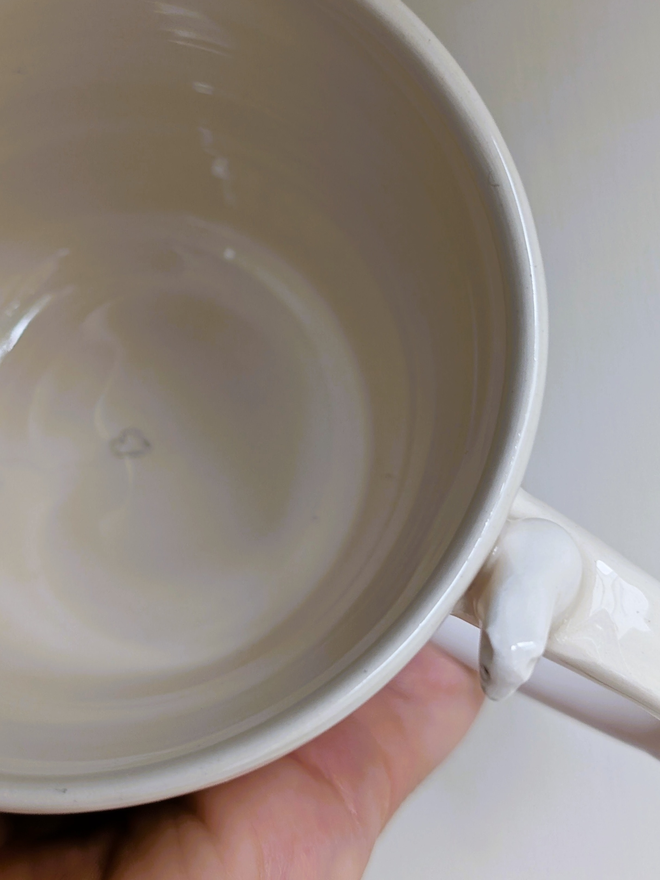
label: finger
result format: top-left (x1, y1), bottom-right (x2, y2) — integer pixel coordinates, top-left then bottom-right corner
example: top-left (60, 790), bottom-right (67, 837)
top-left (192, 644), bottom-right (483, 880)
top-left (353, 642), bottom-right (485, 821)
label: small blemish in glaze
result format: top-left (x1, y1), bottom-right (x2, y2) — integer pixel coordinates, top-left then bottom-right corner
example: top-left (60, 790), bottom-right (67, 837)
top-left (110, 428), bottom-right (153, 459)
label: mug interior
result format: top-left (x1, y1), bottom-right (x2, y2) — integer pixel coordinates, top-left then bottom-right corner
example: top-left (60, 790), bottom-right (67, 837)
top-left (0, 0), bottom-right (516, 786)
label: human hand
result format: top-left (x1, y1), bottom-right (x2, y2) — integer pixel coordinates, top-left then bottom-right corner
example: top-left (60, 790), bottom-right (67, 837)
top-left (0, 644), bottom-right (482, 879)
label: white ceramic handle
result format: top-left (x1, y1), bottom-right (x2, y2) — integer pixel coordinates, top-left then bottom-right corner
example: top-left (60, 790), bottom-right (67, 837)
top-left (453, 489), bottom-right (660, 720)
top-left (433, 616), bottom-right (660, 759)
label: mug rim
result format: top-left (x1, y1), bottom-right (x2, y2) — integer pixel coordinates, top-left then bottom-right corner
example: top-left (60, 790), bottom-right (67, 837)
top-left (0, 0), bottom-right (547, 813)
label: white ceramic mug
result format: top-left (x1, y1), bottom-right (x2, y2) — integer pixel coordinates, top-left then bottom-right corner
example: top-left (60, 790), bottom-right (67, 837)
top-left (0, 0), bottom-right (658, 814)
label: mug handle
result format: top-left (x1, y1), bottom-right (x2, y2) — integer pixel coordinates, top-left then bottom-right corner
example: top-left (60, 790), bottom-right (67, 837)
top-left (434, 489), bottom-right (660, 752)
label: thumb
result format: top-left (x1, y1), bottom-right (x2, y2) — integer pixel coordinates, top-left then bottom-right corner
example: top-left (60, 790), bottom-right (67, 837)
top-left (194, 644), bottom-right (483, 879)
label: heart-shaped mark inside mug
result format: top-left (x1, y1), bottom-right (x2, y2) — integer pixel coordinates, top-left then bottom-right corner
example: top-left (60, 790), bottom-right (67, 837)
top-left (110, 428), bottom-right (152, 459)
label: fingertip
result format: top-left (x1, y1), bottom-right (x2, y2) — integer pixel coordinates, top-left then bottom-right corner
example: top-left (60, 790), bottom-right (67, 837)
top-left (347, 643), bottom-right (483, 827)
top-left (384, 643), bottom-right (484, 719)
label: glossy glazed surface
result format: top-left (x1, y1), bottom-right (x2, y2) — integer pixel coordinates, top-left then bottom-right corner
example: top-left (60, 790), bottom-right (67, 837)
top-left (367, 0), bottom-right (660, 875)
top-left (455, 490), bottom-right (660, 720)
top-left (0, 0), bottom-right (543, 810)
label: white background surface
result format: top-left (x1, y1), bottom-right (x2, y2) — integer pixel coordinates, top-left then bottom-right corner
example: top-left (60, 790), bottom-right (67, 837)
top-left (364, 0), bottom-right (660, 876)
